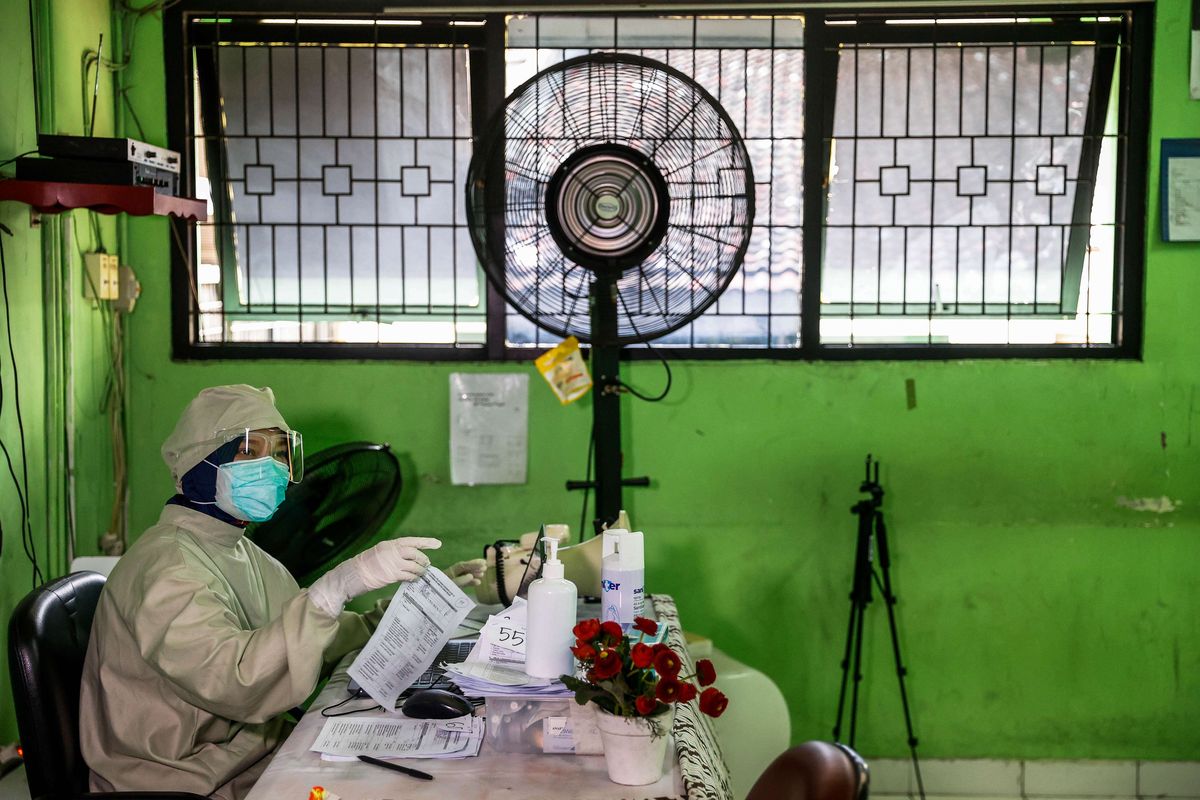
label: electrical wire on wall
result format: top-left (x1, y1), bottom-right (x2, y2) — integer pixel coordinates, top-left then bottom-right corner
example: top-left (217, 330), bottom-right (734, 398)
top-left (72, 3), bottom-right (178, 556)
top-left (79, 52), bottom-right (109, 254)
top-left (71, 216), bottom-right (129, 556)
top-left (101, 309), bottom-right (128, 555)
top-left (614, 293), bottom-right (673, 404)
top-left (27, 0), bottom-right (41, 134)
top-left (578, 421), bottom-right (595, 539)
top-left (0, 224), bottom-right (45, 588)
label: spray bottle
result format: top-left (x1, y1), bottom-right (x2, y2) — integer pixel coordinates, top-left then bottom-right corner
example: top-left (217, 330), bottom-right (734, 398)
top-left (601, 528), bottom-right (644, 626)
top-left (524, 538), bottom-right (578, 680)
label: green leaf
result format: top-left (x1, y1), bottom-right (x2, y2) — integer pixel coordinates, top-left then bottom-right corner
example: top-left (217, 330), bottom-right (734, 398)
top-left (560, 674), bottom-right (589, 692)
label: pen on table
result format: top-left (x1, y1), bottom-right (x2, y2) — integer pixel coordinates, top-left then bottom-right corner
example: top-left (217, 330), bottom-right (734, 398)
top-left (356, 754), bottom-right (434, 781)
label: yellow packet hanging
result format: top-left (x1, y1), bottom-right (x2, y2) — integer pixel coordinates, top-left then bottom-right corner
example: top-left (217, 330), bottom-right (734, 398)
top-left (535, 336), bottom-right (593, 405)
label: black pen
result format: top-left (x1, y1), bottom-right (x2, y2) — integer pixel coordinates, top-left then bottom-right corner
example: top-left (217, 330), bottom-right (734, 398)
top-left (357, 754), bottom-right (434, 781)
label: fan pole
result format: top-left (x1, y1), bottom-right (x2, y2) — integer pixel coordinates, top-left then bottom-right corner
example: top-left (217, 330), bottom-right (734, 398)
top-left (591, 275), bottom-right (624, 526)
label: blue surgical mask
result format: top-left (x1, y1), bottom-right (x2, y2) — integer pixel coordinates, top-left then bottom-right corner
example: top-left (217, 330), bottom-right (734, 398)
top-left (209, 457), bottom-right (290, 522)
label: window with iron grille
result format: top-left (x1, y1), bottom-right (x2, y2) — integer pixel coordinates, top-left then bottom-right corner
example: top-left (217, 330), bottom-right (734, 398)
top-left (501, 15), bottom-right (805, 351)
top-left (185, 19), bottom-right (487, 349)
top-left (817, 14), bottom-right (1138, 350)
top-left (167, 7), bottom-right (1148, 359)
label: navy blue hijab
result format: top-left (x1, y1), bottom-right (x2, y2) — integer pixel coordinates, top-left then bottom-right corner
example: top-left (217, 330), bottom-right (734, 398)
top-left (166, 439), bottom-right (246, 526)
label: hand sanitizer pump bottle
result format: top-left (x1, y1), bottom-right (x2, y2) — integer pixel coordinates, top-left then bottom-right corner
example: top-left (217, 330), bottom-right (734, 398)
top-left (525, 539), bottom-right (578, 680)
top-left (601, 529), bottom-right (645, 626)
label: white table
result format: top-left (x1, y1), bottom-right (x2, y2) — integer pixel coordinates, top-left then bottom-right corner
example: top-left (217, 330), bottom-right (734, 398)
top-left (244, 665), bottom-right (687, 800)
top-left (245, 597), bottom-right (718, 800)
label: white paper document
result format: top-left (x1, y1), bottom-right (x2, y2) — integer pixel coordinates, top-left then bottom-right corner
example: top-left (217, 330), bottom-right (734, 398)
top-left (1168, 156), bottom-right (1200, 241)
top-left (347, 568), bottom-right (473, 710)
top-left (470, 597), bottom-right (527, 666)
top-left (449, 372), bottom-right (528, 485)
top-left (311, 715), bottom-right (484, 760)
top-left (443, 599), bottom-right (572, 698)
top-left (1192, 30), bottom-right (1200, 100)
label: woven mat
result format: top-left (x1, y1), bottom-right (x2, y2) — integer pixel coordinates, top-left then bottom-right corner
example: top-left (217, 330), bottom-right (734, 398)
top-left (653, 594), bottom-right (733, 800)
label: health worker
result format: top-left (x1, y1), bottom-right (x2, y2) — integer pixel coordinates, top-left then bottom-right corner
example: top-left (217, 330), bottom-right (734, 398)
top-left (79, 385), bottom-right (485, 797)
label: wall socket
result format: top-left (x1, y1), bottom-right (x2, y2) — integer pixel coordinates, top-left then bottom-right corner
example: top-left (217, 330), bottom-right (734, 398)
top-left (84, 252), bottom-right (119, 300)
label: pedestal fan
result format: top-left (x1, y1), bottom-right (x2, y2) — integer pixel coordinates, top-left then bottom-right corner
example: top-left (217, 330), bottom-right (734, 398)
top-left (466, 52), bottom-right (754, 527)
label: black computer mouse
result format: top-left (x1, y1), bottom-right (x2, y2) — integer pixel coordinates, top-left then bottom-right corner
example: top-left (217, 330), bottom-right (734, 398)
top-left (401, 689), bottom-right (473, 719)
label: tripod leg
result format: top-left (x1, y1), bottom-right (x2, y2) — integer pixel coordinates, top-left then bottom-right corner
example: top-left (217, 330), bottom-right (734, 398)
top-left (834, 501), bottom-right (874, 744)
top-left (874, 515), bottom-right (926, 800)
top-left (832, 582), bottom-right (859, 742)
top-left (847, 592), bottom-right (867, 748)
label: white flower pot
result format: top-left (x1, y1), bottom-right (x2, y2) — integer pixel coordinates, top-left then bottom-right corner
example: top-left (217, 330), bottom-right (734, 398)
top-left (594, 706), bottom-right (674, 786)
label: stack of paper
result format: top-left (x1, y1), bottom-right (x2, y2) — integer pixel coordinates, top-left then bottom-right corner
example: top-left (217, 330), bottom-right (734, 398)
top-left (442, 661), bottom-right (571, 697)
top-left (443, 598), bottom-right (573, 698)
top-left (311, 715), bottom-right (485, 761)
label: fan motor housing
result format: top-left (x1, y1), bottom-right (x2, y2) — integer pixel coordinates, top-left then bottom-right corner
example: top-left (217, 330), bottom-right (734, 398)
top-left (544, 143), bottom-right (671, 276)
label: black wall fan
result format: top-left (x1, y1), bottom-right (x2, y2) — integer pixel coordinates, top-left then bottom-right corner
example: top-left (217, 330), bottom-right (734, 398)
top-left (467, 52), bottom-right (755, 525)
top-left (249, 442), bottom-right (402, 584)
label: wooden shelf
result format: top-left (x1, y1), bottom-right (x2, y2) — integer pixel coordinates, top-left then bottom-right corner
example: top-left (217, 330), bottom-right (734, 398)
top-left (0, 179), bottom-right (208, 221)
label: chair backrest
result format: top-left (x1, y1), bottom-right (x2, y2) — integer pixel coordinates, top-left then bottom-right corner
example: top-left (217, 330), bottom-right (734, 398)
top-left (7, 571), bottom-right (106, 798)
top-left (746, 741), bottom-right (870, 800)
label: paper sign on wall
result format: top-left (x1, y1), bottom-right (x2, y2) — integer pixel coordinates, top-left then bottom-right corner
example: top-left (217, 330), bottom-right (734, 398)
top-left (1192, 0), bottom-right (1199, 99)
top-left (1161, 139), bottom-right (1200, 242)
top-left (450, 373), bottom-right (528, 485)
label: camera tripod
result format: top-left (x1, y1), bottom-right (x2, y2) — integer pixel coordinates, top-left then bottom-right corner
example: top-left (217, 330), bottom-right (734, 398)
top-left (833, 455), bottom-right (926, 800)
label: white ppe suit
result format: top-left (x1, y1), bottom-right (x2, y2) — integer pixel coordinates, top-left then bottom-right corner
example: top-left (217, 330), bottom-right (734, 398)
top-left (79, 386), bottom-right (378, 797)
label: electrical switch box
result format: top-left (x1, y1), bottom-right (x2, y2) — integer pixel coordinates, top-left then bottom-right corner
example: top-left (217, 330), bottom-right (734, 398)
top-left (84, 253), bottom-right (119, 300)
top-left (114, 264), bottom-right (141, 314)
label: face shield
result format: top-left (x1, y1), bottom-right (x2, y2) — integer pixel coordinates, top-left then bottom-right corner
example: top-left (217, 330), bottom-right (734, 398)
top-left (214, 427), bottom-right (304, 482)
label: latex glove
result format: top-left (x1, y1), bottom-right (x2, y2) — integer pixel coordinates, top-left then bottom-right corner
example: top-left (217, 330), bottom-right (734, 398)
top-left (307, 537), bottom-right (441, 618)
top-left (446, 558), bottom-right (487, 588)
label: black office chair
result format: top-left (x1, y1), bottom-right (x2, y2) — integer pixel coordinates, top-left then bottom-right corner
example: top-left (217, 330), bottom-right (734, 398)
top-left (8, 571), bottom-right (207, 800)
top-left (746, 741), bottom-right (870, 800)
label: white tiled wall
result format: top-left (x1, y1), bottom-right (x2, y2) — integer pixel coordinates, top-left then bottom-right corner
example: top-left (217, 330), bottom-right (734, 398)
top-left (870, 759), bottom-right (1200, 800)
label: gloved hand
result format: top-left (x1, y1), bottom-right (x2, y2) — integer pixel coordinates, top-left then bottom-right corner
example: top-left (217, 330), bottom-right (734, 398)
top-left (446, 558), bottom-right (487, 588)
top-left (307, 537), bottom-right (441, 618)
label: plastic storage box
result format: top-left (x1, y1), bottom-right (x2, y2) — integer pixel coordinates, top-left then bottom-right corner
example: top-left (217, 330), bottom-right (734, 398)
top-left (485, 696), bottom-right (603, 754)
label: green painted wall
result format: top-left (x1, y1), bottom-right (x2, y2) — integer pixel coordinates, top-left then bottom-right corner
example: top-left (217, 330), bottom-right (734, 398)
top-left (113, 0), bottom-right (1200, 761)
top-left (0, 0), bottom-right (121, 745)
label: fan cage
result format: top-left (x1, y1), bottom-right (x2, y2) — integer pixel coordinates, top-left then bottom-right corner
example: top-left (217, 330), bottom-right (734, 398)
top-left (467, 52), bottom-right (755, 346)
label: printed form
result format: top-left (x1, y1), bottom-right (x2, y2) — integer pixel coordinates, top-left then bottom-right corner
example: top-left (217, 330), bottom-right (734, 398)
top-left (347, 567), bottom-right (473, 710)
top-left (311, 715), bottom-right (484, 759)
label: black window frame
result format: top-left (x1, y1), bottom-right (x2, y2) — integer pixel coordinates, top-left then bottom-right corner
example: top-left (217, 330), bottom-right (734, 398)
top-left (164, 2), bottom-right (1152, 361)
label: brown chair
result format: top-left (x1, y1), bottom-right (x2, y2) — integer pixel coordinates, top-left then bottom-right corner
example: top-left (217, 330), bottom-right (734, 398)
top-left (746, 741), bottom-right (869, 800)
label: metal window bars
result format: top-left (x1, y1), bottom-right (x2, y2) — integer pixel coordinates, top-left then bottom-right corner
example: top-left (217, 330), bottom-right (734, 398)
top-left (167, 7), bottom-right (1149, 360)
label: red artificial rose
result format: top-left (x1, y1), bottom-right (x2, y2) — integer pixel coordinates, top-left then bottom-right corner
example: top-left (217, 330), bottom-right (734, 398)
top-left (630, 643), bottom-right (654, 668)
top-left (599, 621), bottom-right (624, 643)
top-left (573, 619), bottom-right (601, 641)
top-left (591, 648), bottom-right (622, 681)
top-left (655, 676), bottom-right (681, 703)
top-left (676, 681), bottom-right (698, 703)
top-left (632, 616), bottom-right (658, 636)
top-left (635, 695), bottom-right (658, 716)
top-left (572, 642), bottom-right (597, 661)
top-left (653, 648), bottom-right (682, 678)
top-left (698, 687), bottom-right (729, 718)
top-left (652, 642), bottom-right (671, 658)
top-left (695, 658), bottom-right (717, 687)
